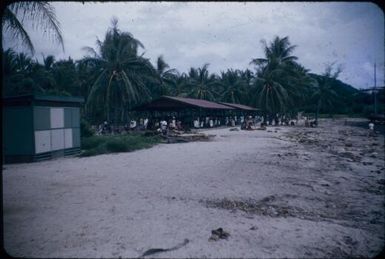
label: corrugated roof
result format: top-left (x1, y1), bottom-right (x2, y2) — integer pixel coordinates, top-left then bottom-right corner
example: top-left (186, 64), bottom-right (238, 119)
top-left (164, 96), bottom-right (234, 110)
top-left (133, 96), bottom-right (235, 111)
top-left (219, 102), bottom-right (258, 111)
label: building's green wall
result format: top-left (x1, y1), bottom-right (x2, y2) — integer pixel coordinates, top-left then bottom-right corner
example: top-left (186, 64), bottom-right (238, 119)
top-left (3, 106), bottom-right (34, 155)
top-left (63, 107), bottom-right (80, 128)
top-left (72, 128), bottom-right (80, 147)
top-left (34, 106), bottom-right (51, 130)
top-left (64, 107), bottom-right (72, 128)
top-left (71, 108), bottom-right (80, 128)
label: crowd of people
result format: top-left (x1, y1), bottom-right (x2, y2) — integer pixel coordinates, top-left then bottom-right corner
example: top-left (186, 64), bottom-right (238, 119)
top-left (93, 113), bottom-right (317, 136)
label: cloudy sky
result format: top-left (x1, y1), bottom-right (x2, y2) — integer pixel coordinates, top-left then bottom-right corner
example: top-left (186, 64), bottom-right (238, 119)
top-left (3, 1), bottom-right (384, 89)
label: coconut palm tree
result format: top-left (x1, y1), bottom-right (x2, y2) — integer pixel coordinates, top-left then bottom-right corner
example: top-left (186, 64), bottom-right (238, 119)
top-left (220, 69), bottom-right (248, 104)
top-left (185, 64), bottom-right (220, 101)
top-left (250, 36), bottom-right (300, 117)
top-left (154, 55), bottom-right (177, 97)
top-left (2, 1), bottom-right (64, 54)
top-left (168, 71), bottom-right (188, 97)
top-left (2, 49), bottom-right (47, 96)
top-left (81, 18), bottom-right (156, 124)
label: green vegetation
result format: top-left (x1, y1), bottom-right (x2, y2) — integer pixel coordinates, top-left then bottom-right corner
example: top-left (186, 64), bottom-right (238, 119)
top-left (82, 18), bottom-right (155, 124)
top-left (3, 15), bottom-right (381, 126)
top-left (80, 133), bottom-right (161, 157)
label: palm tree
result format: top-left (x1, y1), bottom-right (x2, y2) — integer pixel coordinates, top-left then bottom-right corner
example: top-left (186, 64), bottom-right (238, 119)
top-left (312, 63), bottom-right (342, 123)
top-left (2, 1), bottom-right (64, 54)
top-left (220, 69), bottom-right (248, 104)
top-left (154, 55), bottom-right (177, 96)
top-left (82, 18), bottom-right (156, 124)
top-left (185, 64), bottom-right (220, 101)
top-left (250, 36), bottom-right (301, 118)
top-left (2, 49), bottom-right (46, 96)
top-left (168, 71), bottom-right (188, 97)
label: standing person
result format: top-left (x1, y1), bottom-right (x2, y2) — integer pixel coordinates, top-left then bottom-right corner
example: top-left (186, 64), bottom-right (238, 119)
top-left (144, 118), bottom-right (149, 130)
top-left (176, 120), bottom-right (183, 131)
top-left (274, 114), bottom-right (279, 126)
top-left (368, 121), bottom-right (375, 136)
top-left (130, 119), bottom-right (137, 130)
top-left (160, 119), bottom-right (168, 135)
top-left (209, 117), bottom-right (214, 128)
top-left (193, 118), bottom-right (199, 128)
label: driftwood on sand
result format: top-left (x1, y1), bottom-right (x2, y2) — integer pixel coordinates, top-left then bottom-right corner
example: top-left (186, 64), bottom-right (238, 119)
top-left (161, 132), bottom-right (216, 143)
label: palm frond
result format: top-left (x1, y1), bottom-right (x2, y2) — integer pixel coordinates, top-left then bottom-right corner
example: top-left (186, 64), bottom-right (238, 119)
top-left (11, 2), bottom-right (64, 51)
top-left (3, 7), bottom-right (35, 54)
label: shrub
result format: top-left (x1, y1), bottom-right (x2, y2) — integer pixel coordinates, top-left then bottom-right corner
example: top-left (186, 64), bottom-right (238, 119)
top-left (105, 138), bottom-right (129, 152)
top-left (81, 136), bottom-right (104, 149)
top-left (79, 133), bottom-right (161, 157)
top-left (81, 119), bottom-right (94, 137)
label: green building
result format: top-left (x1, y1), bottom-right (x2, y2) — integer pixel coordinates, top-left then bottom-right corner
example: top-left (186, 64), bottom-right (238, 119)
top-left (2, 95), bottom-right (84, 163)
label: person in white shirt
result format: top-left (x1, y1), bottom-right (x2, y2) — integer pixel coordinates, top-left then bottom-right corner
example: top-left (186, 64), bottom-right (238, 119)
top-left (143, 118), bottom-right (148, 129)
top-left (193, 118), bottom-right (199, 128)
top-left (160, 120), bottom-right (168, 135)
top-left (368, 121), bottom-right (375, 136)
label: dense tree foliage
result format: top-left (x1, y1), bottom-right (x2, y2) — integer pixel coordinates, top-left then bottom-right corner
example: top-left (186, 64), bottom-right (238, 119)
top-left (2, 19), bottom-right (376, 125)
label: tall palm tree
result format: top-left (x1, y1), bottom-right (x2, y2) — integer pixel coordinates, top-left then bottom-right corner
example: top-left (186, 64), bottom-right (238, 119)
top-left (82, 18), bottom-right (156, 124)
top-left (2, 49), bottom-right (46, 96)
top-left (168, 71), bottom-right (188, 97)
top-left (250, 36), bottom-right (300, 117)
top-left (185, 64), bottom-right (220, 101)
top-left (154, 55), bottom-right (177, 96)
top-left (220, 69), bottom-right (247, 104)
top-left (2, 1), bottom-right (64, 54)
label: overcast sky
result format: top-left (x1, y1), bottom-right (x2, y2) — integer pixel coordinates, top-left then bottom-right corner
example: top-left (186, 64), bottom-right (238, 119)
top-left (3, 1), bottom-right (384, 89)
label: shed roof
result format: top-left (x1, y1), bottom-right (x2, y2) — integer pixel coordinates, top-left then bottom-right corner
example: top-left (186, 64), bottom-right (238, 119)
top-left (219, 102), bottom-right (259, 111)
top-left (2, 94), bottom-right (84, 107)
top-left (133, 96), bottom-right (235, 111)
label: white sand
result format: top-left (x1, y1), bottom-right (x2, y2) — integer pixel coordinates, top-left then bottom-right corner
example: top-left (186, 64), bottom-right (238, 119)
top-left (3, 118), bottom-right (384, 258)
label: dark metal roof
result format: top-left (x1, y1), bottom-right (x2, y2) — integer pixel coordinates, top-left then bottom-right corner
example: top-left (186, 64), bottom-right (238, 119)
top-left (3, 94), bottom-right (84, 106)
top-left (133, 96), bottom-right (235, 111)
top-left (165, 96), bottom-right (234, 109)
top-left (219, 102), bottom-right (259, 111)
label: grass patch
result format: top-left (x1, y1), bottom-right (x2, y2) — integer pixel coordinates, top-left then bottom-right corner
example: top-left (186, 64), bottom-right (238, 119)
top-left (79, 133), bottom-right (161, 157)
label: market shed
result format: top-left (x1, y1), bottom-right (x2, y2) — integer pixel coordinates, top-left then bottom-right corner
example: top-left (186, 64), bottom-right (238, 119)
top-left (2, 95), bottom-right (84, 163)
top-left (133, 96), bottom-right (235, 127)
top-left (135, 96), bottom-right (235, 111)
top-left (218, 102), bottom-right (259, 112)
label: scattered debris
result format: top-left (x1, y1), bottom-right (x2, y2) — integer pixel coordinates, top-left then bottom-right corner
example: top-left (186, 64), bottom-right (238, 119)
top-left (229, 128), bottom-right (239, 131)
top-left (161, 133), bottom-right (215, 143)
top-left (209, 228), bottom-right (230, 241)
top-left (140, 238), bottom-right (189, 257)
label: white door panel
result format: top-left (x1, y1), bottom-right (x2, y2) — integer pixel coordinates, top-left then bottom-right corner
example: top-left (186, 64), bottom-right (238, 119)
top-left (35, 130), bottom-right (51, 153)
top-left (64, 128), bottom-right (73, 148)
top-left (51, 129), bottom-right (64, 151)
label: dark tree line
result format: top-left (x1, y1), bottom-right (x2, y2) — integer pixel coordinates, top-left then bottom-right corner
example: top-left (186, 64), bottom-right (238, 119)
top-left (3, 18), bottom-right (379, 125)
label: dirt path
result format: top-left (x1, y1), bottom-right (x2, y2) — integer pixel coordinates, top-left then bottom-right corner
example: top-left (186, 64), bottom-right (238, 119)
top-left (3, 118), bottom-right (384, 258)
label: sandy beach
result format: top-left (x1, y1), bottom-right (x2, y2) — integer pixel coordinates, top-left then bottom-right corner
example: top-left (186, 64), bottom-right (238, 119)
top-left (3, 118), bottom-right (384, 258)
